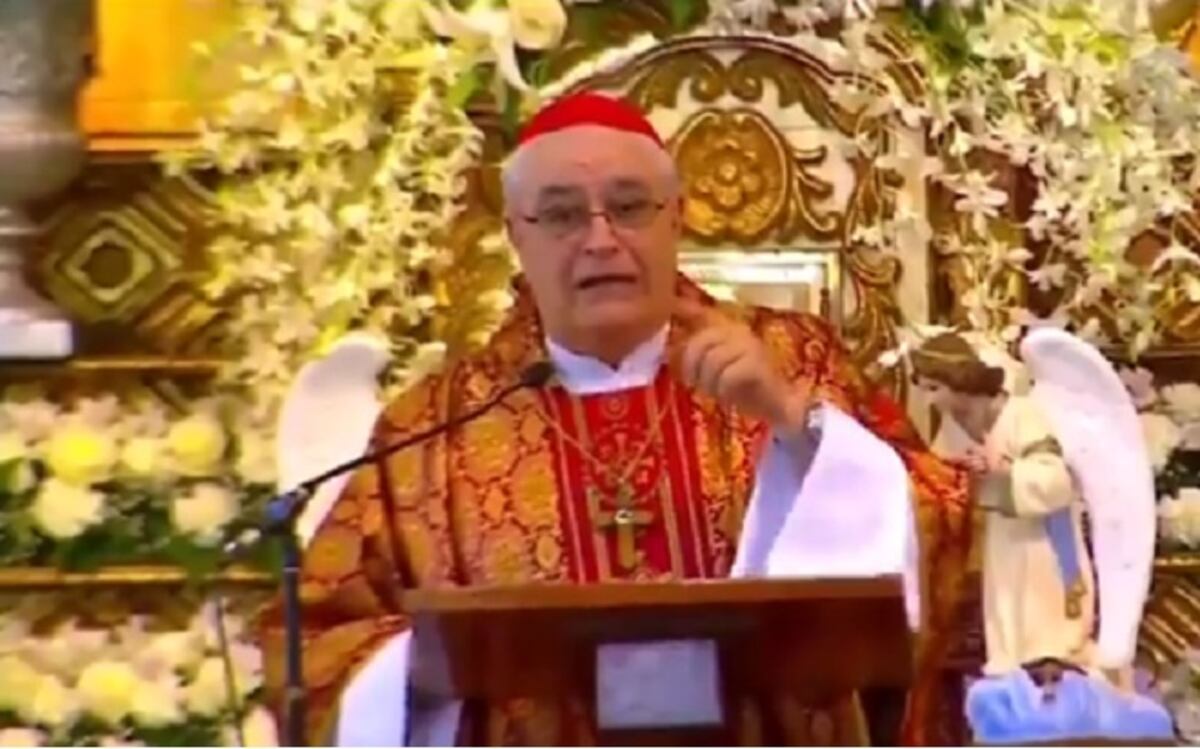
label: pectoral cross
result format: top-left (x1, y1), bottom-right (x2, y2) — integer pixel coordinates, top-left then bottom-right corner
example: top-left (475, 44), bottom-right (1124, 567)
top-left (591, 483), bottom-right (654, 571)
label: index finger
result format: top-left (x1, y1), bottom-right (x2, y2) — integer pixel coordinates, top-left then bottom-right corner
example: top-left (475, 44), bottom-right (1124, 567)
top-left (673, 296), bottom-right (722, 333)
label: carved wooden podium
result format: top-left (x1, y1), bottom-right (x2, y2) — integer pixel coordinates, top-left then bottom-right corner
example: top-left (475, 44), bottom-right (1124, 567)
top-left (402, 576), bottom-right (912, 745)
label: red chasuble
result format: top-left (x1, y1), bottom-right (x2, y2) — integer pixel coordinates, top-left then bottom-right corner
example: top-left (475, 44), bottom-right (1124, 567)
top-left (259, 275), bottom-right (973, 745)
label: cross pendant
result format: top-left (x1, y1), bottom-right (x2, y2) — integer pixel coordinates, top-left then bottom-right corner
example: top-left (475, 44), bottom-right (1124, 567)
top-left (591, 483), bottom-right (654, 571)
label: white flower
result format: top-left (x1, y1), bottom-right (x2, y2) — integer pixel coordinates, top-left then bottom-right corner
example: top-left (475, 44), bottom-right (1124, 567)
top-left (119, 438), bottom-right (169, 478)
top-left (167, 414), bottom-right (229, 477)
top-left (77, 662), bottom-right (141, 724)
top-left (0, 432), bottom-right (34, 493)
top-left (30, 479), bottom-right (105, 540)
top-left (24, 674), bottom-right (79, 728)
top-left (1141, 412), bottom-right (1182, 472)
top-left (238, 706), bottom-right (280, 747)
top-left (129, 676), bottom-right (183, 728)
top-left (77, 660), bottom-right (140, 725)
top-left (1162, 383), bottom-right (1200, 425)
top-left (25, 624), bottom-right (109, 680)
top-left (73, 395), bottom-right (121, 429)
top-left (185, 658), bottom-right (235, 716)
top-left (1120, 367), bottom-right (1159, 409)
top-left (1160, 488), bottom-right (1200, 546)
top-left (171, 483), bottom-right (238, 544)
top-left (1182, 422), bottom-right (1200, 451)
top-left (0, 431), bottom-right (27, 463)
top-left (0, 728), bottom-right (44, 747)
top-left (0, 655), bottom-right (40, 713)
top-left (2, 399), bottom-right (58, 443)
top-left (235, 433), bottom-right (276, 485)
top-left (132, 631), bottom-right (205, 680)
top-left (42, 423), bottom-right (117, 486)
top-left (508, 0), bottom-right (567, 50)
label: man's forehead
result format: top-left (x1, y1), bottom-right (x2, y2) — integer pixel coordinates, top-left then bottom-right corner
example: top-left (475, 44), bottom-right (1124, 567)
top-left (534, 176), bottom-right (652, 199)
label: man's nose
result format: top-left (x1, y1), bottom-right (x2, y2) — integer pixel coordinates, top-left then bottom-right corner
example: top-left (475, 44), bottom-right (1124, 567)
top-left (581, 211), bottom-right (619, 255)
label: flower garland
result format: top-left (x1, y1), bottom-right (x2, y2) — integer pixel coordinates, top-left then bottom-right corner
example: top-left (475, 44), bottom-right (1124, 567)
top-left (0, 603), bottom-right (271, 747)
top-left (0, 390), bottom-right (275, 573)
top-left (875, 0), bottom-right (1200, 353)
top-left (1121, 366), bottom-right (1200, 548)
top-left (171, 0), bottom-right (573, 419)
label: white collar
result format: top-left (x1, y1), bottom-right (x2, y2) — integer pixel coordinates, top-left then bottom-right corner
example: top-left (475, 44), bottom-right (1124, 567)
top-left (544, 326), bottom-right (669, 395)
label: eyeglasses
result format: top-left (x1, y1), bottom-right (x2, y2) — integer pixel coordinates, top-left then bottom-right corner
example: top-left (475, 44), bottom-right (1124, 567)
top-left (520, 198), bottom-right (668, 238)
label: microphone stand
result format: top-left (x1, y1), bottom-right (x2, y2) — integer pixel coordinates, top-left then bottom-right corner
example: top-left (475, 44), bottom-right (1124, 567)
top-left (229, 362), bottom-right (554, 747)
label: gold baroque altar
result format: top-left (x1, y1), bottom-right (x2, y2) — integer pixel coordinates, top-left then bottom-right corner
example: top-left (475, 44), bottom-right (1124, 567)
top-left (4, 0), bottom-right (1200, 745)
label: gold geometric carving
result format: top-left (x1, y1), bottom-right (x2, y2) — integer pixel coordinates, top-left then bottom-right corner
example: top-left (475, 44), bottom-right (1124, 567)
top-left (580, 35), bottom-right (909, 382)
top-left (33, 162), bottom-right (224, 356)
top-left (671, 108), bottom-right (840, 246)
top-left (1140, 556), bottom-right (1200, 680)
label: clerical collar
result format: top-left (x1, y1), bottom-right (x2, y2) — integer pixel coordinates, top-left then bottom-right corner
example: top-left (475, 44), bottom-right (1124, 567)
top-left (544, 326), bottom-right (668, 395)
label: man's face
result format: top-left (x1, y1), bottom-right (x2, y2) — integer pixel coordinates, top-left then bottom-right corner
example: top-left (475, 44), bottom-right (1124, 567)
top-left (505, 126), bottom-right (682, 353)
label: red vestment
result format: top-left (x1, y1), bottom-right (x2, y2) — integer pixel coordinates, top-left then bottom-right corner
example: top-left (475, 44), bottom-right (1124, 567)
top-left (260, 276), bottom-right (973, 744)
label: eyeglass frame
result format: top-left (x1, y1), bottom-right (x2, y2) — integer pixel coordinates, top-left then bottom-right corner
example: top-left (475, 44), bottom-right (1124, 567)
top-left (517, 197), bottom-right (671, 239)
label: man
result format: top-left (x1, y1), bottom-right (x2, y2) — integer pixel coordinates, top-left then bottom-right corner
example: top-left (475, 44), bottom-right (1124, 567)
top-left (261, 93), bottom-right (972, 745)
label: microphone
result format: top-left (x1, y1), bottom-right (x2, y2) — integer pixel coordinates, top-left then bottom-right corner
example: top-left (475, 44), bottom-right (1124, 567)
top-left (226, 360), bottom-right (555, 554)
top-left (226, 360), bottom-right (552, 747)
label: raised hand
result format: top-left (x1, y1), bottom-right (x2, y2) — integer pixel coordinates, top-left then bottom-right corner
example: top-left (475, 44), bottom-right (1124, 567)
top-left (671, 297), bottom-right (812, 436)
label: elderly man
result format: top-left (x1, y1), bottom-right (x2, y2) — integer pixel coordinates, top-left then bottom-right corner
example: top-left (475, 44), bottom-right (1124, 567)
top-left (262, 93), bottom-right (971, 745)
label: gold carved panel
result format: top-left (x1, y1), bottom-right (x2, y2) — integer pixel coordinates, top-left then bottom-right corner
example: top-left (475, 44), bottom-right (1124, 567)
top-left (574, 35), bottom-right (913, 384)
top-left (31, 159), bottom-right (223, 358)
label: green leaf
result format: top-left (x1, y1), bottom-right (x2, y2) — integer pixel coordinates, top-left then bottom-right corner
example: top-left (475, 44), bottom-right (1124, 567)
top-left (667, 0), bottom-right (696, 29)
top-left (131, 715), bottom-right (226, 747)
top-left (447, 66), bottom-right (484, 110)
top-left (160, 535), bottom-right (224, 579)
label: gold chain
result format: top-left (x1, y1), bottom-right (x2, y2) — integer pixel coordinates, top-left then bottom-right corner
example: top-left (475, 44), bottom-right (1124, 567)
top-left (533, 392), bottom-right (677, 492)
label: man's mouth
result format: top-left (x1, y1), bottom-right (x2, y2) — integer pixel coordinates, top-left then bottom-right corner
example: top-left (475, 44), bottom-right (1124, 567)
top-left (575, 273), bottom-right (637, 290)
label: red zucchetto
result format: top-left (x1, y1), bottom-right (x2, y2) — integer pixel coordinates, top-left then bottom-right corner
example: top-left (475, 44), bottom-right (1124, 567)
top-left (516, 92), bottom-right (665, 149)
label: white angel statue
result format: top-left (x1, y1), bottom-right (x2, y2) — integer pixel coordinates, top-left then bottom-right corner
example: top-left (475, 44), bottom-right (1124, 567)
top-left (909, 327), bottom-right (1174, 743)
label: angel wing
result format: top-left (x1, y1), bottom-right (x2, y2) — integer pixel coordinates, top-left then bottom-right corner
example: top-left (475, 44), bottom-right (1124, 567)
top-left (1019, 327), bottom-right (1156, 670)
top-left (276, 332), bottom-right (391, 546)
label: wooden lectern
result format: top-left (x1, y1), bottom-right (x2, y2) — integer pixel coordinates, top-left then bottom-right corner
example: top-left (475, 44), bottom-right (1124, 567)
top-left (402, 576), bottom-right (912, 745)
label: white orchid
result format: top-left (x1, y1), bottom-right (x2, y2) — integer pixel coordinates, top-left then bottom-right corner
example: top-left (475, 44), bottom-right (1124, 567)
top-left (423, 0), bottom-right (566, 92)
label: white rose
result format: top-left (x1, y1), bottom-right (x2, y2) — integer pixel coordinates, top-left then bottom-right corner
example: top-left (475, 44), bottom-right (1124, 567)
top-left (25, 624), bottom-right (109, 680)
top-left (0, 433), bottom-right (34, 493)
top-left (0, 728), bottom-right (44, 747)
top-left (1179, 488), bottom-right (1200, 545)
top-left (185, 658), bottom-right (232, 717)
top-left (129, 676), bottom-right (183, 728)
top-left (133, 631), bottom-right (204, 680)
top-left (1183, 421), bottom-right (1200, 451)
top-left (0, 432), bottom-right (27, 463)
top-left (171, 484), bottom-right (237, 544)
top-left (1141, 412), bottom-right (1183, 472)
top-left (30, 479), bottom-right (105, 539)
top-left (24, 674), bottom-right (79, 728)
top-left (235, 434), bottom-right (276, 485)
top-left (508, 0), bottom-right (567, 49)
top-left (3, 399), bottom-right (58, 443)
top-left (240, 706), bottom-right (279, 747)
top-left (167, 415), bottom-right (228, 477)
top-left (76, 660), bottom-right (139, 725)
top-left (42, 423), bottom-right (117, 486)
top-left (0, 655), bottom-right (40, 712)
top-left (1163, 382), bottom-right (1200, 425)
top-left (119, 438), bottom-right (169, 478)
